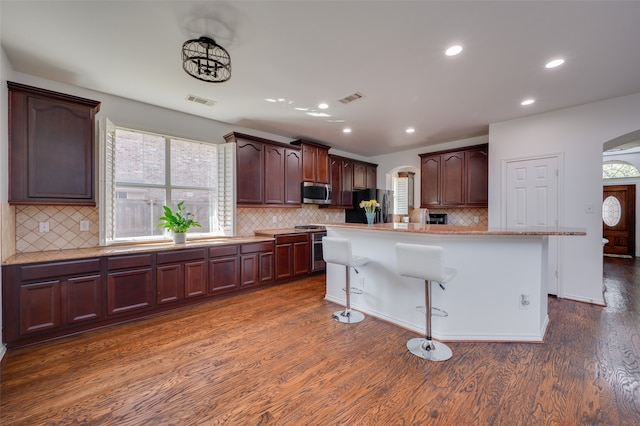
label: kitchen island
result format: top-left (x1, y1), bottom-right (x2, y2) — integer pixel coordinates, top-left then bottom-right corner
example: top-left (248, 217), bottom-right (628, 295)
top-left (320, 222), bottom-right (586, 342)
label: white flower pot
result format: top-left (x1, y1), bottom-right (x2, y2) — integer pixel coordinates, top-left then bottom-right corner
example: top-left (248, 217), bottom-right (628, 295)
top-left (173, 232), bottom-right (186, 244)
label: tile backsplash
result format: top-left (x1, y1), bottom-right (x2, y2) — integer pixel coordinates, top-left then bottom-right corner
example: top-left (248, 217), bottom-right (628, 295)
top-left (236, 206), bottom-right (344, 236)
top-left (8, 203), bottom-right (487, 256)
top-left (15, 205), bottom-right (99, 253)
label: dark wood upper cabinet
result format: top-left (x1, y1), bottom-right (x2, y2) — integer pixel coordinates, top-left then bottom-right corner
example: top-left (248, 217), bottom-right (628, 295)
top-left (419, 144), bottom-right (488, 208)
top-left (293, 140), bottom-right (330, 184)
top-left (465, 146), bottom-right (489, 205)
top-left (8, 82), bottom-right (101, 206)
top-left (441, 151), bottom-right (465, 206)
top-left (224, 132), bottom-right (301, 207)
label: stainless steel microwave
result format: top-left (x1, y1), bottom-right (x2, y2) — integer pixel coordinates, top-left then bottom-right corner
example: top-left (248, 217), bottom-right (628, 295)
top-left (302, 182), bottom-right (332, 204)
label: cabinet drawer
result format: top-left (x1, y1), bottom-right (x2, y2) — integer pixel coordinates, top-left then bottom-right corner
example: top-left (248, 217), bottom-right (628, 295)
top-left (20, 259), bottom-right (101, 281)
top-left (157, 248), bottom-right (206, 265)
top-left (241, 242), bottom-right (274, 254)
top-left (108, 254), bottom-right (152, 270)
top-left (276, 234), bottom-right (308, 244)
top-left (209, 245), bottom-right (238, 258)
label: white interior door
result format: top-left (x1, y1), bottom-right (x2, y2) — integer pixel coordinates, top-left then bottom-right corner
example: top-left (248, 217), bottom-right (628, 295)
top-left (504, 155), bottom-right (560, 294)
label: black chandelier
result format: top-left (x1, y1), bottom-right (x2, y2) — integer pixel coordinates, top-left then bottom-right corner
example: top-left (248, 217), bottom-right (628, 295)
top-left (182, 36), bottom-right (231, 83)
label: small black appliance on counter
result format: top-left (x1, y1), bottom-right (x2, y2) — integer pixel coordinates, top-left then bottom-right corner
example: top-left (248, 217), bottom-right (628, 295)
top-left (428, 213), bottom-right (448, 224)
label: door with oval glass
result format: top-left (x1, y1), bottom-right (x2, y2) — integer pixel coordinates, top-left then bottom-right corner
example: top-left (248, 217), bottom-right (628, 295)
top-left (603, 185), bottom-right (636, 256)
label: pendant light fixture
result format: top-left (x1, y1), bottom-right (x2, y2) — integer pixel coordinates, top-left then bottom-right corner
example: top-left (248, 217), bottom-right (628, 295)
top-left (182, 36), bottom-right (231, 83)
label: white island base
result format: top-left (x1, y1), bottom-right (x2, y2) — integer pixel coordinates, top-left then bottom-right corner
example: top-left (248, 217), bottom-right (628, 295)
top-left (323, 224), bottom-right (583, 342)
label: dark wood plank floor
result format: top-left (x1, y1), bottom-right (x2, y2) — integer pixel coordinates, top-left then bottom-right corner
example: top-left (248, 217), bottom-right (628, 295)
top-left (1, 257), bottom-right (640, 425)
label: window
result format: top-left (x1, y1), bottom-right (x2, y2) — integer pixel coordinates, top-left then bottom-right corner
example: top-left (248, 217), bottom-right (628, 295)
top-left (603, 160), bottom-right (640, 179)
top-left (99, 119), bottom-right (235, 244)
top-left (393, 171), bottom-right (414, 215)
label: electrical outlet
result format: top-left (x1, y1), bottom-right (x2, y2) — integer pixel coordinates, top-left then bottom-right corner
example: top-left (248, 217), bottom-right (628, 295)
top-left (272, 216), bottom-right (277, 223)
top-left (520, 294), bottom-right (531, 309)
top-left (473, 216), bottom-right (479, 224)
top-left (39, 222), bottom-right (49, 233)
top-left (325, 214), bottom-right (329, 220)
top-left (80, 220), bottom-right (90, 231)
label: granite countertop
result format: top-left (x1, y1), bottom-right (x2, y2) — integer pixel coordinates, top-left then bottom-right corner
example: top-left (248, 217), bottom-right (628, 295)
top-left (254, 227), bottom-right (326, 237)
top-left (317, 222), bottom-right (587, 236)
top-left (2, 236), bottom-right (275, 266)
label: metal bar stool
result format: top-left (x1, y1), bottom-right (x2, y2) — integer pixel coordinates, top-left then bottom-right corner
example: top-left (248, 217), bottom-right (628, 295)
top-left (395, 243), bottom-right (457, 361)
top-left (323, 237), bottom-right (369, 324)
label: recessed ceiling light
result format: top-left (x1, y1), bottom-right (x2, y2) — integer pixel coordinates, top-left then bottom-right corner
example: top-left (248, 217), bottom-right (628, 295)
top-left (545, 58), bottom-right (565, 69)
top-left (521, 99), bottom-right (535, 106)
top-left (265, 98), bottom-right (277, 102)
top-left (318, 103), bottom-right (329, 109)
top-left (343, 128), bottom-right (352, 133)
top-left (406, 128), bottom-right (415, 133)
top-left (327, 119), bottom-right (345, 123)
top-left (306, 112), bottom-right (331, 117)
top-left (445, 45), bottom-right (463, 56)
top-left (294, 107), bottom-right (309, 111)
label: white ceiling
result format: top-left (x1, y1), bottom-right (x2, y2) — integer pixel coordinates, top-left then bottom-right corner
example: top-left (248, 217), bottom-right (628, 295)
top-left (2, 1), bottom-right (640, 156)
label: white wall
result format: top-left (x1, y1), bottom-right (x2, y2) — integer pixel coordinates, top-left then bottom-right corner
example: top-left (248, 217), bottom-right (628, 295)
top-left (0, 44), bottom-right (14, 359)
top-left (489, 92), bottom-right (640, 304)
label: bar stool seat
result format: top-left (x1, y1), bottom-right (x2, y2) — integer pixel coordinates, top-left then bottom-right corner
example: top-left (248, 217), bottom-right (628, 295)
top-left (323, 237), bottom-right (369, 324)
top-left (395, 243), bottom-right (457, 361)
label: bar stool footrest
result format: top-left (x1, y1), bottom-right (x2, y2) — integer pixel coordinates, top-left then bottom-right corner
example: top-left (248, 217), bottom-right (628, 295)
top-left (416, 306), bottom-right (448, 317)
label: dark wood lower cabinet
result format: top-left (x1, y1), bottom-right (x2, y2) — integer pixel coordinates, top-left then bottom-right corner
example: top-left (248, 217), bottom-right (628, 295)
top-left (20, 280), bottom-right (61, 334)
top-left (107, 268), bottom-right (153, 315)
top-left (156, 249), bottom-right (207, 304)
top-left (275, 234), bottom-right (310, 280)
top-left (66, 274), bottom-right (102, 323)
top-left (240, 242), bottom-right (275, 287)
top-left (1, 241), bottom-right (291, 348)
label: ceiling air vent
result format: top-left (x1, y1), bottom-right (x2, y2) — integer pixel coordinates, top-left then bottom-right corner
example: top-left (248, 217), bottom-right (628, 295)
top-left (185, 94), bottom-right (216, 107)
top-left (338, 91), bottom-right (364, 104)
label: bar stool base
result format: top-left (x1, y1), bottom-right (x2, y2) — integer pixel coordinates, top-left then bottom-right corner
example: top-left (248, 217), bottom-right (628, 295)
top-left (407, 337), bottom-right (452, 361)
top-left (332, 310), bottom-right (365, 324)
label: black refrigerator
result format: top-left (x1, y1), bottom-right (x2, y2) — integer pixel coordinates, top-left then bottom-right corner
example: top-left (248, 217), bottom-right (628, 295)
top-left (345, 189), bottom-right (394, 224)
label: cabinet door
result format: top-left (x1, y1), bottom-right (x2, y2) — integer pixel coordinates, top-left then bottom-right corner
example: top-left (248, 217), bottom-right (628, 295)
top-left (341, 160), bottom-right (354, 206)
top-left (292, 240), bottom-right (310, 276)
top-left (66, 274), bottom-right (102, 323)
top-left (240, 254), bottom-right (259, 287)
top-left (301, 144), bottom-right (317, 182)
top-left (353, 163), bottom-right (367, 189)
top-left (264, 145), bottom-right (285, 204)
top-left (157, 264), bottom-right (183, 304)
top-left (420, 155), bottom-right (441, 206)
top-left (259, 251), bottom-right (274, 284)
top-left (107, 268), bottom-right (153, 315)
top-left (185, 261), bottom-right (207, 298)
top-left (366, 165), bottom-right (377, 190)
top-left (316, 147), bottom-right (330, 184)
top-left (330, 157), bottom-right (342, 206)
top-left (20, 280), bottom-right (61, 334)
top-left (466, 148), bottom-right (489, 206)
top-left (8, 82), bottom-right (100, 205)
top-left (209, 256), bottom-right (239, 294)
top-left (284, 149), bottom-right (302, 205)
top-left (441, 152), bottom-right (465, 205)
top-left (236, 140), bottom-right (264, 204)
top-left (275, 243), bottom-right (293, 280)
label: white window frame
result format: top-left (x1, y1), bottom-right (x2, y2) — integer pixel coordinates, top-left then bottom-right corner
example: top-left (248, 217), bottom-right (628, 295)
top-left (99, 118), bottom-right (235, 245)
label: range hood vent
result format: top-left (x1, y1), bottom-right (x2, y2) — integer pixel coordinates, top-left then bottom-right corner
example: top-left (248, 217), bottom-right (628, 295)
top-left (338, 91), bottom-right (364, 104)
top-left (185, 94), bottom-right (216, 107)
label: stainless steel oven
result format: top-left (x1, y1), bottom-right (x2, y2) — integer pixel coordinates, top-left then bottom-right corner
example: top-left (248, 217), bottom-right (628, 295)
top-left (311, 231), bottom-right (327, 271)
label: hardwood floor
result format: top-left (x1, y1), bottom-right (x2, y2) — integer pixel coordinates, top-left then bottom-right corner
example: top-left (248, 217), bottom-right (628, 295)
top-left (1, 258), bottom-right (639, 425)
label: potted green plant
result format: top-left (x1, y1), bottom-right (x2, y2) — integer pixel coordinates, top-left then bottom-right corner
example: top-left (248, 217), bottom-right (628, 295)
top-left (158, 201), bottom-right (201, 244)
